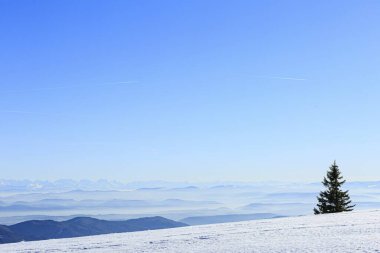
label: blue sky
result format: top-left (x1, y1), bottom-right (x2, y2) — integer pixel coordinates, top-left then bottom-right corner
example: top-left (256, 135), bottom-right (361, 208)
top-left (1, 1), bottom-right (380, 182)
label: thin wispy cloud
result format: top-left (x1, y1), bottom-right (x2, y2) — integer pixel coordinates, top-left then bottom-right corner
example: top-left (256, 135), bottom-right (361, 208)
top-left (0, 109), bottom-right (100, 118)
top-left (2, 81), bottom-right (139, 94)
top-left (0, 110), bottom-right (59, 115)
top-left (253, 75), bottom-right (307, 81)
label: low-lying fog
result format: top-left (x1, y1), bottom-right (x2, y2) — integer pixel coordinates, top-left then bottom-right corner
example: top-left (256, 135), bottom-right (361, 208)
top-left (1, 180), bottom-right (380, 225)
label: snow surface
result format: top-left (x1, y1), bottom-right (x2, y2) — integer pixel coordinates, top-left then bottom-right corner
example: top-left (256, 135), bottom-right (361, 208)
top-left (1, 210), bottom-right (380, 253)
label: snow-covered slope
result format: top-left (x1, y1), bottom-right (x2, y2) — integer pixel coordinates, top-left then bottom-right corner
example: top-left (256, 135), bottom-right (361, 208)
top-left (1, 210), bottom-right (380, 252)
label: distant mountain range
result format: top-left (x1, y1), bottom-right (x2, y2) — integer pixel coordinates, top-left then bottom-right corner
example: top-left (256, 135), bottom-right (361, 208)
top-left (1, 179), bottom-right (379, 192)
top-left (0, 216), bottom-right (187, 244)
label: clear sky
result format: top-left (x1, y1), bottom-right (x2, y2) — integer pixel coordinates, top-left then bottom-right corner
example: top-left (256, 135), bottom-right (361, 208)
top-left (1, 1), bottom-right (380, 182)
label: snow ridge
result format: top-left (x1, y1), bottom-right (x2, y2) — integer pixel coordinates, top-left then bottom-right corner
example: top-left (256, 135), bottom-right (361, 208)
top-left (1, 210), bottom-right (380, 252)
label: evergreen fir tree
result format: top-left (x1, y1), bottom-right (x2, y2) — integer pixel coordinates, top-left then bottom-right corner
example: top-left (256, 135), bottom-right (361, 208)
top-left (314, 161), bottom-right (355, 214)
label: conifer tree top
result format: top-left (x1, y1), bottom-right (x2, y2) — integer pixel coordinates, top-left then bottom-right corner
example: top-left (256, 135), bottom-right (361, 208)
top-left (314, 161), bottom-right (355, 214)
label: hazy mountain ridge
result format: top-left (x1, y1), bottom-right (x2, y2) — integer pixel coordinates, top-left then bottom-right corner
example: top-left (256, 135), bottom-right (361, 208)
top-left (180, 213), bottom-right (283, 225)
top-left (0, 198), bottom-right (220, 212)
top-left (0, 216), bottom-right (187, 244)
